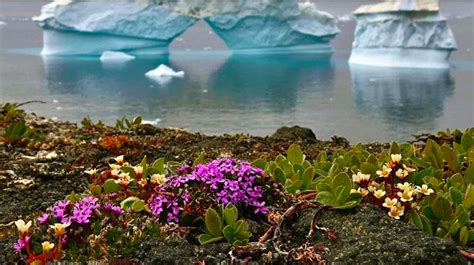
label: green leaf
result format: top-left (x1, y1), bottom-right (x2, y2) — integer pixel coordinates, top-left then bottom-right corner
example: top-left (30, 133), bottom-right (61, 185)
top-left (301, 166), bottom-right (314, 190)
top-left (273, 167), bottom-right (286, 183)
top-left (315, 191), bottom-right (335, 206)
top-left (432, 197), bottom-right (453, 221)
top-left (152, 158), bottom-right (165, 173)
top-left (465, 165), bottom-right (474, 185)
top-left (442, 145), bottom-right (459, 172)
top-left (410, 211), bottom-right (423, 230)
top-left (461, 133), bottom-right (474, 151)
top-left (205, 208), bottom-right (223, 237)
top-left (120, 196), bottom-right (140, 209)
top-left (449, 187), bottom-right (463, 207)
top-left (459, 226), bottom-right (469, 246)
top-left (251, 159), bottom-right (267, 170)
top-left (360, 162), bottom-right (377, 176)
top-left (88, 184), bottom-right (102, 196)
top-left (287, 144), bottom-right (305, 165)
top-left (389, 142), bottom-right (401, 155)
top-left (332, 172), bottom-right (352, 192)
top-left (223, 225), bottom-right (235, 242)
top-left (333, 200), bottom-right (359, 209)
top-left (366, 154), bottom-right (378, 167)
top-left (463, 184), bottom-right (474, 210)
top-left (198, 234), bottom-right (224, 245)
top-left (420, 214), bottom-right (433, 235)
top-left (194, 152), bottom-right (206, 166)
top-left (132, 200), bottom-right (145, 212)
top-left (103, 179), bottom-right (120, 194)
top-left (223, 204), bottom-right (238, 226)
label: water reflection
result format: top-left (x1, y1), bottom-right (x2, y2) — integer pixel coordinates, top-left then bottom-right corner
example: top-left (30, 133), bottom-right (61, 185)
top-left (350, 65), bottom-right (455, 133)
top-left (209, 52), bottom-right (334, 113)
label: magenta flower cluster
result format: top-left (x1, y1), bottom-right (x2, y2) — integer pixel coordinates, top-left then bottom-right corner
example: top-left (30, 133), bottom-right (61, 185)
top-left (13, 236), bottom-right (30, 253)
top-left (149, 158), bottom-right (268, 223)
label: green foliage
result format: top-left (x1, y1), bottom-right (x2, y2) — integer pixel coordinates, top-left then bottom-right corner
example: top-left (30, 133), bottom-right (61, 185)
top-left (254, 144), bottom-right (317, 193)
top-left (115, 116), bottom-right (142, 130)
top-left (315, 172), bottom-right (361, 209)
top-left (81, 116), bottom-right (104, 128)
top-left (1, 121), bottom-right (35, 145)
top-left (0, 102), bottom-right (25, 125)
top-left (199, 205), bottom-right (251, 246)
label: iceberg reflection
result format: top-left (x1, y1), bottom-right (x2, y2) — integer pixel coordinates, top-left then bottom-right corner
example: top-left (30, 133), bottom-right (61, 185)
top-left (350, 65), bottom-right (455, 133)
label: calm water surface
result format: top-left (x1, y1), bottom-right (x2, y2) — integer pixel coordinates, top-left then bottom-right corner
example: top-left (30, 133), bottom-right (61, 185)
top-left (0, 0), bottom-right (473, 142)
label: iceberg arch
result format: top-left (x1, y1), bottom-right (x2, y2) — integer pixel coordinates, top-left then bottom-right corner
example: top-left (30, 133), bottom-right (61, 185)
top-left (34, 1), bottom-right (198, 56)
top-left (349, 0), bottom-right (457, 69)
top-left (34, 0), bottom-right (340, 56)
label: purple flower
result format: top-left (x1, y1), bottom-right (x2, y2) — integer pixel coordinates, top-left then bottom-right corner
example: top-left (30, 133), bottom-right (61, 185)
top-left (104, 203), bottom-right (123, 216)
top-left (71, 197), bottom-right (99, 224)
top-left (38, 213), bottom-right (50, 225)
top-left (13, 239), bottom-right (25, 253)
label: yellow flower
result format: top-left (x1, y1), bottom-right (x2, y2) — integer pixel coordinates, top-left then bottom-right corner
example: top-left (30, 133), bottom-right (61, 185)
top-left (395, 169), bottom-right (408, 179)
top-left (84, 169), bottom-right (97, 176)
top-left (42, 241), bottom-right (55, 252)
top-left (397, 182), bottom-right (412, 191)
top-left (111, 169), bottom-right (120, 176)
top-left (50, 223), bottom-right (69, 236)
top-left (388, 204), bottom-right (405, 219)
top-left (391, 154), bottom-right (402, 163)
top-left (367, 185), bottom-right (376, 193)
top-left (417, 184), bottom-right (434, 196)
top-left (114, 155), bottom-right (125, 165)
top-left (382, 198), bottom-right (398, 208)
top-left (150, 174), bottom-right (167, 185)
top-left (373, 189), bottom-right (386, 199)
top-left (116, 173), bottom-right (131, 186)
top-left (15, 220), bottom-right (32, 235)
top-left (376, 165), bottom-right (392, 178)
top-left (397, 190), bottom-right (414, 202)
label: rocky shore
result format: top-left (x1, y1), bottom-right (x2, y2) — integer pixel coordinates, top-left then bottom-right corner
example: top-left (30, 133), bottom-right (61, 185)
top-left (0, 110), bottom-right (471, 264)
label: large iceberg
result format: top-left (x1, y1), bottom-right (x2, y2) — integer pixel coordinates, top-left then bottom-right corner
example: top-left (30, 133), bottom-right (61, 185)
top-left (173, 0), bottom-right (340, 53)
top-left (33, 0), bottom-right (198, 56)
top-left (349, 0), bottom-right (457, 69)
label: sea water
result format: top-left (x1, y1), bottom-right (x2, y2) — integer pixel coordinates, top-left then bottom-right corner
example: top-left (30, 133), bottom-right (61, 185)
top-left (0, 0), bottom-right (473, 142)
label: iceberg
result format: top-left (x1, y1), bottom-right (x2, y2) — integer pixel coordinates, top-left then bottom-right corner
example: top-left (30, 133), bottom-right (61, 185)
top-left (100, 51), bottom-right (135, 63)
top-left (0, 21), bottom-right (6, 28)
top-left (145, 64), bottom-right (184, 84)
top-left (173, 0), bottom-right (340, 53)
top-left (349, 0), bottom-right (457, 69)
top-left (33, 0), bottom-right (198, 56)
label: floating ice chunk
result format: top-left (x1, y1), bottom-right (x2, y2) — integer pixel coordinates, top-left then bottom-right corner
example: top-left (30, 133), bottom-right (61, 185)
top-left (142, 118), bottom-right (162, 126)
top-left (145, 64), bottom-right (184, 85)
top-left (100, 51), bottom-right (136, 63)
top-left (0, 21), bottom-right (6, 28)
top-left (146, 64), bottom-right (185, 78)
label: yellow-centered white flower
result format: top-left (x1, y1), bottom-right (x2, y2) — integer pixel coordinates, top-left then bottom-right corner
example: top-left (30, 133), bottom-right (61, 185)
top-left (395, 169), bottom-right (408, 179)
top-left (373, 190), bottom-right (386, 199)
top-left (376, 165), bottom-right (392, 178)
top-left (352, 172), bottom-right (370, 184)
top-left (388, 204), bottom-right (405, 219)
top-left (134, 166), bottom-right (143, 176)
top-left (417, 184), bottom-right (434, 196)
top-left (397, 190), bottom-right (414, 202)
top-left (15, 219), bottom-right (32, 235)
top-left (397, 182), bottom-right (412, 191)
top-left (403, 164), bottom-right (416, 173)
top-left (382, 198), bottom-right (398, 208)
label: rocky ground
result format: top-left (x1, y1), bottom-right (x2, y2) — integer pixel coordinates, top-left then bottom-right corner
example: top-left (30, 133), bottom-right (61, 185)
top-left (0, 112), bottom-right (469, 263)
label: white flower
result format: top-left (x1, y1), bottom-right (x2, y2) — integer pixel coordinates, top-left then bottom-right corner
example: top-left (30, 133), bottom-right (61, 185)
top-left (417, 184), bottom-right (434, 196)
top-left (134, 166), bottom-right (143, 176)
top-left (15, 219), bottom-right (32, 235)
top-left (376, 165), bottom-right (392, 178)
top-left (397, 190), bottom-right (414, 202)
top-left (395, 169), bottom-right (408, 179)
top-left (114, 155), bottom-right (125, 165)
top-left (397, 182), bottom-right (412, 191)
top-left (373, 190), bottom-right (386, 199)
top-left (50, 223), bottom-right (69, 236)
top-left (151, 174), bottom-right (167, 185)
top-left (382, 198), bottom-right (398, 208)
top-left (388, 204), bottom-right (405, 219)
top-left (391, 154), bottom-right (402, 163)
